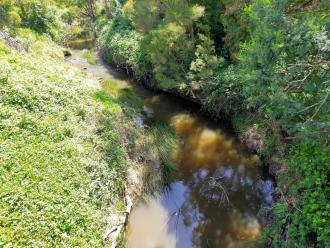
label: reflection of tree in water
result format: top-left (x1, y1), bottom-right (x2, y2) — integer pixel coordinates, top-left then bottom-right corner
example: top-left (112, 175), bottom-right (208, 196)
top-left (173, 165), bottom-right (272, 247)
top-left (176, 165), bottom-right (272, 248)
top-left (166, 113), bottom-right (273, 247)
top-left (171, 113), bottom-right (261, 170)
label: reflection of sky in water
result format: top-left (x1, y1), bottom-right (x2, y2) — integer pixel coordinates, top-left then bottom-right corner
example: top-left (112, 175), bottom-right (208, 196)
top-left (128, 112), bottom-right (275, 247)
top-left (162, 182), bottom-right (196, 248)
top-left (133, 116), bottom-right (144, 127)
top-left (257, 180), bottom-right (274, 207)
top-left (155, 167), bottom-right (274, 248)
top-left (224, 166), bottom-right (234, 179)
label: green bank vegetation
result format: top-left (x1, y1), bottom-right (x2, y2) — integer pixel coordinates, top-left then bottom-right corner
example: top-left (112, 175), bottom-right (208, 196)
top-left (98, 79), bottom-right (178, 188)
top-left (96, 0), bottom-right (329, 247)
top-left (0, 29), bottom-right (127, 246)
top-left (0, 1), bottom-right (150, 246)
top-left (1, 0), bottom-right (329, 247)
top-left (84, 49), bottom-right (97, 65)
top-left (0, 0), bottom-right (97, 45)
top-left (0, 26), bottom-right (176, 246)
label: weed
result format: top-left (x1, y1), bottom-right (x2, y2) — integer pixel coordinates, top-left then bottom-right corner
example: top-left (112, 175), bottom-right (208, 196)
top-left (83, 49), bottom-right (97, 65)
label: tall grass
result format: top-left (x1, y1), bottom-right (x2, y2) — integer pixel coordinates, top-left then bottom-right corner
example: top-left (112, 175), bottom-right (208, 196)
top-left (99, 78), bottom-right (177, 184)
top-left (146, 121), bottom-right (178, 184)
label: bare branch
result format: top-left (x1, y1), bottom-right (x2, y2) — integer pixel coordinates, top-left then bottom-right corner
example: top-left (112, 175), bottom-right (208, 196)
top-left (285, 57), bottom-right (329, 92)
top-left (285, 68), bottom-right (316, 92)
top-left (103, 194), bottom-right (133, 247)
top-left (208, 177), bottom-right (230, 205)
top-left (295, 100), bottom-right (323, 114)
top-left (310, 90), bottom-right (330, 121)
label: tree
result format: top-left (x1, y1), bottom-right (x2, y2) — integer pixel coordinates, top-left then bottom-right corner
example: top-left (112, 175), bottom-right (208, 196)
top-left (78, 0), bottom-right (97, 21)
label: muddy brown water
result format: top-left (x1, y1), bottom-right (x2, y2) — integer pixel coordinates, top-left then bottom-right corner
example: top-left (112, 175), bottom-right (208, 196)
top-left (66, 50), bottom-right (274, 248)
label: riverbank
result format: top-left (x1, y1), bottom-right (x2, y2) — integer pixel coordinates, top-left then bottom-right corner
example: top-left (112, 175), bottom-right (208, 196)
top-left (0, 29), bottom-right (159, 247)
top-left (1, 0), bottom-right (329, 246)
top-left (66, 48), bottom-right (184, 246)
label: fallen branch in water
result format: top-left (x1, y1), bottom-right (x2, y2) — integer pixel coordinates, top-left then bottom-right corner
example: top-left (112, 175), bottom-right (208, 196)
top-left (103, 193), bottom-right (133, 248)
top-left (208, 177), bottom-right (230, 206)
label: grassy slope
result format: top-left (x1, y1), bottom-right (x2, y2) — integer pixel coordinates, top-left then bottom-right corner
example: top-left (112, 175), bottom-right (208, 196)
top-left (0, 30), bottom-right (129, 247)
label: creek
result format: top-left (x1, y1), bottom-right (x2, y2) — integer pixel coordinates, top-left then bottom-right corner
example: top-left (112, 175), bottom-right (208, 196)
top-left (66, 49), bottom-right (274, 248)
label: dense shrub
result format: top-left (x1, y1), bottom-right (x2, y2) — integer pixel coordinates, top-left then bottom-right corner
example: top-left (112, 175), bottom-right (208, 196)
top-left (0, 0), bottom-right (98, 43)
top-left (0, 0), bottom-right (21, 28)
top-left (19, 0), bottom-right (59, 33)
top-left (97, 13), bottom-right (151, 80)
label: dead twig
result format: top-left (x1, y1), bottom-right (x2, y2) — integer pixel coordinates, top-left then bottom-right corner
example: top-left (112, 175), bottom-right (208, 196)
top-left (103, 194), bottom-right (133, 248)
top-left (285, 68), bottom-right (316, 92)
top-left (285, 57), bottom-right (329, 92)
top-left (310, 90), bottom-right (330, 121)
top-left (208, 177), bottom-right (230, 205)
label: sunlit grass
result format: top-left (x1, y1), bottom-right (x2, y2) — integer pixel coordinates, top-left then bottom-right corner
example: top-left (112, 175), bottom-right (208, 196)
top-left (84, 49), bottom-right (97, 65)
top-left (99, 78), bottom-right (177, 184)
top-left (101, 79), bottom-right (144, 112)
top-left (0, 31), bottom-right (128, 247)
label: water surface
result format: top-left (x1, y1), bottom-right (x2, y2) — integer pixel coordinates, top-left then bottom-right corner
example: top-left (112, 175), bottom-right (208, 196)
top-left (128, 110), bottom-right (273, 248)
top-left (124, 67), bottom-right (274, 248)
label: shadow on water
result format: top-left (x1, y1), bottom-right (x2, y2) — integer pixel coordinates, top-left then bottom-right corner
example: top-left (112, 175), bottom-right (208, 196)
top-left (66, 50), bottom-right (274, 248)
top-left (67, 39), bottom-right (94, 50)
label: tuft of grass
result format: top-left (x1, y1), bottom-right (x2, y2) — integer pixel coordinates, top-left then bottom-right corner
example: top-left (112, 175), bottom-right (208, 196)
top-left (118, 88), bottom-right (144, 110)
top-left (101, 80), bottom-right (144, 113)
top-left (83, 49), bottom-right (97, 65)
top-left (99, 77), bottom-right (176, 186)
top-left (100, 77), bottom-right (176, 184)
top-left (94, 90), bottom-right (116, 104)
top-left (146, 121), bottom-right (178, 183)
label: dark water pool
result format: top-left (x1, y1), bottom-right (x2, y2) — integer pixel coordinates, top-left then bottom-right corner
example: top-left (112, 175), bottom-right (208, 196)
top-left (128, 94), bottom-right (274, 248)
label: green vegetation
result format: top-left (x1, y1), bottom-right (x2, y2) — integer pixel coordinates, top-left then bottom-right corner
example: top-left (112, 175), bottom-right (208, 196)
top-left (0, 0), bottom-right (98, 44)
top-left (1, 0), bottom-right (329, 247)
top-left (99, 80), bottom-right (178, 185)
top-left (0, 31), bottom-right (120, 246)
top-left (84, 49), bottom-right (97, 64)
top-left (0, 0), bottom-right (177, 247)
top-left (97, 0), bottom-right (330, 247)
top-left (146, 122), bottom-right (178, 183)
top-left (0, 24), bottom-right (134, 247)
